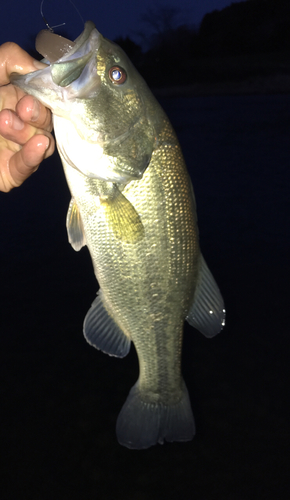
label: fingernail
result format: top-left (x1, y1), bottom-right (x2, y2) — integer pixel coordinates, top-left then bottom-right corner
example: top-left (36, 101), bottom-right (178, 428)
top-left (31, 99), bottom-right (40, 122)
top-left (33, 59), bottom-right (48, 70)
top-left (11, 112), bottom-right (24, 131)
top-left (37, 136), bottom-right (50, 151)
top-left (43, 136), bottom-right (50, 150)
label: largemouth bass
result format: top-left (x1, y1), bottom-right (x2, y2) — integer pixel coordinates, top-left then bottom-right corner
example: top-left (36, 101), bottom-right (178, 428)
top-left (12, 21), bottom-right (225, 449)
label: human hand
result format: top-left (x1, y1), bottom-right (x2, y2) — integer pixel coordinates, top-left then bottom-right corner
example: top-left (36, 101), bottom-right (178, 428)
top-left (0, 42), bottom-right (55, 192)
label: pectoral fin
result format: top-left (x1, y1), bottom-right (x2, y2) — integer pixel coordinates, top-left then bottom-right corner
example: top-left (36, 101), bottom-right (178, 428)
top-left (100, 189), bottom-right (144, 244)
top-left (186, 255), bottom-right (226, 337)
top-left (66, 198), bottom-right (86, 251)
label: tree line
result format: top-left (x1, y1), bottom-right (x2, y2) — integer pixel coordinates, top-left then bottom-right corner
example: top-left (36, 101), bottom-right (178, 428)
top-left (115, 0), bottom-right (290, 86)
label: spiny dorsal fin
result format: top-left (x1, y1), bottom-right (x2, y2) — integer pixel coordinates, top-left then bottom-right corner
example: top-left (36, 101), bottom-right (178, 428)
top-left (66, 198), bottom-right (86, 251)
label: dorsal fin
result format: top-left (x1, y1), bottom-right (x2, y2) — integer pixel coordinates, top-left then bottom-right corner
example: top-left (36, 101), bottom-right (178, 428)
top-left (186, 255), bottom-right (226, 338)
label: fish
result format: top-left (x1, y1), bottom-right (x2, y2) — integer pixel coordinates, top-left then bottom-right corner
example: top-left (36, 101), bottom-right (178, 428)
top-left (12, 21), bottom-right (225, 449)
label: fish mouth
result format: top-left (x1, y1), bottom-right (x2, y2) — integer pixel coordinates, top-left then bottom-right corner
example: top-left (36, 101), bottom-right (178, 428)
top-left (35, 21), bottom-right (95, 64)
top-left (11, 21), bottom-right (102, 112)
top-left (46, 21), bottom-right (101, 90)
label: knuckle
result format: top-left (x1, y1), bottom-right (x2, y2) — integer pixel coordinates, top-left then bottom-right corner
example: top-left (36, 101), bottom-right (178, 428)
top-left (0, 41), bottom-right (19, 52)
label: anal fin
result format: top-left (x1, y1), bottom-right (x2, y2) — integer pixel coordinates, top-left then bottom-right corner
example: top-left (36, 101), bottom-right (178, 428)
top-left (83, 291), bottom-right (131, 358)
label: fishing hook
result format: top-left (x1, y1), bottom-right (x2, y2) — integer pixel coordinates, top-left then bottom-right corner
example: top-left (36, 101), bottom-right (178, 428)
top-left (40, 0), bottom-right (84, 33)
top-left (40, 0), bottom-right (66, 32)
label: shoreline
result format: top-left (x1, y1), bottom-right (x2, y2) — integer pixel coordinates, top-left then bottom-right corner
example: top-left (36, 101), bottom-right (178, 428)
top-left (152, 74), bottom-right (290, 97)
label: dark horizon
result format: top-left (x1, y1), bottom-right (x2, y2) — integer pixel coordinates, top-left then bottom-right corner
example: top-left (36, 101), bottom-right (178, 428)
top-left (2, 0), bottom-right (248, 51)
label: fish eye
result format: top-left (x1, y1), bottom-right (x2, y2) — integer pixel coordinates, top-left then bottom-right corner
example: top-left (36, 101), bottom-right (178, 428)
top-left (109, 66), bottom-right (127, 85)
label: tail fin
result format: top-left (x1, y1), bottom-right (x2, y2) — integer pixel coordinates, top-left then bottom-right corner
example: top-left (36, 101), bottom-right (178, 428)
top-left (116, 380), bottom-right (195, 449)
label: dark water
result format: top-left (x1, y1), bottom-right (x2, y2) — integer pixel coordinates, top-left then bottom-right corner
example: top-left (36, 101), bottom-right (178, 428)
top-left (0, 95), bottom-right (289, 499)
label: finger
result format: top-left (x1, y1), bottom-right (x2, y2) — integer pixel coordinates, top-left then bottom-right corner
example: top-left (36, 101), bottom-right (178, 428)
top-left (0, 108), bottom-right (53, 148)
top-left (0, 42), bottom-right (45, 86)
top-left (19, 133), bottom-right (54, 164)
top-left (4, 134), bottom-right (54, 190)
top-left (16, 95), bottom-right (53, 132)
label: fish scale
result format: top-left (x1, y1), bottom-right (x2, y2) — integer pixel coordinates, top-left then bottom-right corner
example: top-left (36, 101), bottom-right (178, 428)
top-left (12, 20), bottom-right (225, 449)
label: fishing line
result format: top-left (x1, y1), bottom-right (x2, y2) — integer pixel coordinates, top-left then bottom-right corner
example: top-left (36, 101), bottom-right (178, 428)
top-left (40, 0), bottom-right (84, 33)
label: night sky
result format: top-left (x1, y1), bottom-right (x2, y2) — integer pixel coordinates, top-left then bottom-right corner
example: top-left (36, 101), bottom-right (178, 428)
top-left (2, 0), bottom-right (247, 52)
